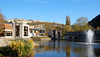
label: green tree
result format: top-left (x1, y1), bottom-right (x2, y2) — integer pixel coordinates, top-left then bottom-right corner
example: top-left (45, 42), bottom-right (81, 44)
top-left (76, 17), bottom-right (88, 26)
top-left (72, 17), bottom-right (93, 31)
top-left (62, 25), bottom-right (72, 36)
top-left (62, 16), bottom-right (72, 36)
top-left (72, 23), bottom-right (80, 31)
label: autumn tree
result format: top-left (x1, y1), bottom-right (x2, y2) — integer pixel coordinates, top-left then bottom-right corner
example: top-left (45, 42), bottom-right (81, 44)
top-left (0, 9), bottom-right (7, 36)
top-left (0, 9), bottom-right (6, 24)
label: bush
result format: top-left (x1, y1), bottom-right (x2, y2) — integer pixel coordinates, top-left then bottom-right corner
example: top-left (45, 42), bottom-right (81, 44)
top-left (10, 39), bottom-right (34, 56)
top-left (0, 39), bottom-right (34, 56)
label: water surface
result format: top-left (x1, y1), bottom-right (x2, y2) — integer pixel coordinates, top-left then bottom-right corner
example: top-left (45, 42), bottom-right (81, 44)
top-left (34, 40), bottom-right (100, 57)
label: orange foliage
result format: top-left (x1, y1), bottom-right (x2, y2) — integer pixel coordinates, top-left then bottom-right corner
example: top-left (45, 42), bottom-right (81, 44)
top-left (0, 9), bottom-right (6, 24)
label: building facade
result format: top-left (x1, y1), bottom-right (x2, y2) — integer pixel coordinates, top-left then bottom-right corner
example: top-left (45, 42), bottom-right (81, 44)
top-left (29, 26), bottom-right (46, 37)
top-left (0, 21), bottom-right (30, 39)
top-left (65, 30), bottom-right (100, 41)
top-left (48, 30), bottom-right (62, 40)
top-left (0, 20), bottom-right (47, 39)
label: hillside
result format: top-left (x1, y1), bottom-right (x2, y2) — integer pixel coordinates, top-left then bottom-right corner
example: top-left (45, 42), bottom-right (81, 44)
top-left (88, 14), bottom-right (100, 29)
top-left (28, 21), bottom-right (64, 33)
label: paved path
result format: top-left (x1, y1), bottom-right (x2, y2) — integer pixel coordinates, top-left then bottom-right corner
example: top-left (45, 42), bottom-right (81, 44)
top-left (0, 38), bottom-right (11, 47)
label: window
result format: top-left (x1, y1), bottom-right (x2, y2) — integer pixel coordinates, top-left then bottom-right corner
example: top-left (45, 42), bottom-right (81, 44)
top-left (30, 29), bottom-right (32, 33)
top-left (40, 30), bottom-right (45, 33)
top-left (5, 31), bottom-right (12, 36)
top-left (34, 30), bottom-right (36, 33)
top-left (24, 26), bottom-right (28, 36)
top-left (16, 26), bottom-right (19, 36)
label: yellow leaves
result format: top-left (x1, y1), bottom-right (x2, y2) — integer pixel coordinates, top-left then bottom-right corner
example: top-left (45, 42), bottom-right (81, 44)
top-left (17, 40), bottom-right (24, 48)
top-left (10, 41), bottom-right (16, 48)
top-left (28, 39), bottom-right (33, 44)
top-left (10, 39), bottom-right (34, 50)
top-left (10, 41), bottom-right (18, 51)
top-left (10, 39), bottom-right (34, 56)
top-left (28, 39), bottom-right (34, 49)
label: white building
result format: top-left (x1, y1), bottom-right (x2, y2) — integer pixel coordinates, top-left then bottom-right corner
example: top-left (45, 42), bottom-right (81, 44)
top-left (0, 21), bottom-right (30, 39)
top-left (29, 26), bottom-right (46, 37)
top-left (0, 20), bottom-right (47, 39)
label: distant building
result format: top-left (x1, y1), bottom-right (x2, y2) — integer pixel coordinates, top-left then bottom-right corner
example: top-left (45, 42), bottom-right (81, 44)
top-left (7, 19), bottom-right (64, 28)
top-left (29, 25), bottom-right (46, 37)
top-left (34, 24), bottom-right (45, 28)
top-left (48, 30), bottom-right (62, 40)
top-left (7, 19), bottom-right (32, 23)
top-left (65, 31), bottom-right (85, 41)
top-left (27, 20), bottom-right (33, 23)
top-left (65, 31), bottom-right (100, 41)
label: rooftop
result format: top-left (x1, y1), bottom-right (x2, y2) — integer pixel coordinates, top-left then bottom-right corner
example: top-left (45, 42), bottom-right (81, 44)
top-left (0, 24), bottom-right (13, 30)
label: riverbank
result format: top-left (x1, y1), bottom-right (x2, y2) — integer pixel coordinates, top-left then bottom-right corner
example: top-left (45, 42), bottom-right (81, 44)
top-left (0, 36), bottom-right (51, 47)
top-left (0, 37), bottom-right (51, 57)
top-left (31, 36), bottom-right (51, 41)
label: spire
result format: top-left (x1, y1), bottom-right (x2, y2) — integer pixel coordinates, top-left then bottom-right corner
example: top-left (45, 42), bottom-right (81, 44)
top-left (66, 16), bottom-right (71, 26)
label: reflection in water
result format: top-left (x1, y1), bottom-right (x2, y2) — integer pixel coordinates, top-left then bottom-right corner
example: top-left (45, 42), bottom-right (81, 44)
top-left (34, 41), bottom-right (100, 57)
top-left (66, 44), bottom-right (71, 57)
top-left (72, 44), bottom-right (94, 57)
top-left (87, 45), bottom-right (94, 57)
top-left (94, 48), bottom-right (100, 57)
top-left (72, 46), bottom-right (87, 57)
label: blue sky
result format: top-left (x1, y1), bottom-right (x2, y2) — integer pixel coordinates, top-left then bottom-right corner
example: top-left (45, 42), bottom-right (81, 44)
top-left (0, 0), bottom-right (100, 25)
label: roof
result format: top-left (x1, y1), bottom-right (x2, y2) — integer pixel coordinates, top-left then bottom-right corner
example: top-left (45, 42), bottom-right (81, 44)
top-left (0, 24), bottom-right (13, 30)
top-left (29, 26), bottom-right (34, 28)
